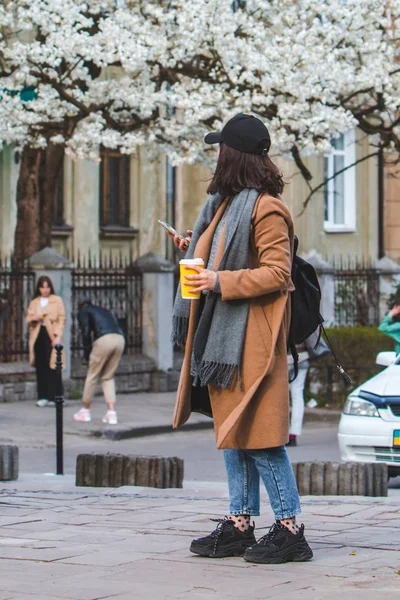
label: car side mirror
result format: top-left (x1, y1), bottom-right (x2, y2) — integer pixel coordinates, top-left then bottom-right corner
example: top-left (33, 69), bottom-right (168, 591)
top-left (376, 351), bottom-right (397, 367)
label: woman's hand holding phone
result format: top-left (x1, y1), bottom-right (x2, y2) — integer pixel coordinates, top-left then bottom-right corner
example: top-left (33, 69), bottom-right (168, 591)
top-left (158, 219), bottom-right (192, 251)
top-left (172, 229), bottom-right (192, 251)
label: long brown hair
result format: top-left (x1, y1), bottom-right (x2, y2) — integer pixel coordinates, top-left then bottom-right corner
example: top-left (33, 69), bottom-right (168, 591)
top-left (33, 275), bottom-right (56, 298)
top-left (207, 143), bottom-right (285, 198)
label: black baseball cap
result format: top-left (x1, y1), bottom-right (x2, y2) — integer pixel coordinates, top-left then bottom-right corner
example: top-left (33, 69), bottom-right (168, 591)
top-left (204, 113), bottom-right (271, 155)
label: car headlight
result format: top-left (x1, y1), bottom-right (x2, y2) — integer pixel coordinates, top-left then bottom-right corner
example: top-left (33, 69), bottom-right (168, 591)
top-left (343, 398), bottom-right (380, 417)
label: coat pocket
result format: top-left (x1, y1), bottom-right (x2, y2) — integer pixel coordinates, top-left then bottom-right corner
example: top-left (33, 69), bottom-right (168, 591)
top-left (250, 304), bottom-right (273, 356)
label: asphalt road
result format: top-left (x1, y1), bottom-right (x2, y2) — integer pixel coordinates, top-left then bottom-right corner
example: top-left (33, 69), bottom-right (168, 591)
top-left (12, 421), bottom-right (399, 489)
top-left (2, 394), bottom-right (399, 492)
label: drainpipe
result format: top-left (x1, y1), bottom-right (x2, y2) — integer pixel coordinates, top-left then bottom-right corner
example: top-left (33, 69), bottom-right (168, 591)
top-left (378, 147), bottom-right (385, 259)
top-left (165, 156), bottom-right (176, 261)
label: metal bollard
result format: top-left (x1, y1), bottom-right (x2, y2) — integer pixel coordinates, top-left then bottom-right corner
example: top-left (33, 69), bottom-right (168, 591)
top-left (54, 344), bottom-right (64, 475)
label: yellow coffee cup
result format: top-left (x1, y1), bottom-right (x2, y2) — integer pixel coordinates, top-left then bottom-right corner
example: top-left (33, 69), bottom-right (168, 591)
top-left (180, 258), bottom-right (205, 299)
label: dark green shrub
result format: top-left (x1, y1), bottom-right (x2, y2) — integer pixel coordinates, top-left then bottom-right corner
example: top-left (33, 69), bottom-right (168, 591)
top-left (306, 327), bottom-right (395, 409)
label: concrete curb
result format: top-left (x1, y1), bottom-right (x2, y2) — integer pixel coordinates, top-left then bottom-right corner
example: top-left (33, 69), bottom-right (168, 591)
top-left (88, 408), bottom-right (341, 441)
top-left (89, 420), bottom-right (214, 440)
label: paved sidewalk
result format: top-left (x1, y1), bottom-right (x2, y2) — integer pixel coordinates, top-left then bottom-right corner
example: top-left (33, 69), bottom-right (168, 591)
top-left (0, 392), bottom-right (340, 445)
top-left (0, 475), bottom-right (399, 600)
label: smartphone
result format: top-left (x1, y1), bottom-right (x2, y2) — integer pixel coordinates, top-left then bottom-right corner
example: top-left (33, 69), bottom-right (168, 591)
top-left (158, 219), bottom-right (185, 241)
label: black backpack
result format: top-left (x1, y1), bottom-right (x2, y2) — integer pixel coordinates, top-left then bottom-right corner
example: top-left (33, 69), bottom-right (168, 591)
top-left (288, 236), bottom-right (353, 385)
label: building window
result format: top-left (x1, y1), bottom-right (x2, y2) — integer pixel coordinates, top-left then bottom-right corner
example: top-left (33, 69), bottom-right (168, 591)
top-left (100, 147), bottom-right (130, 227)
top-left (52, 161), bottom-right (65, 227)
top-left (323, 129), bottom-right (356, 232)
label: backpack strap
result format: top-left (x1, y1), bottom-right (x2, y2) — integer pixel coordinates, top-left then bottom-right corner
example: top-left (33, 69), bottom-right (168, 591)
top-left (288, 338), bottom-right (299, 383)
top-left (288, 235), bottom-right (299, 383)
top-left (321, 324), bottom-right (354, 387)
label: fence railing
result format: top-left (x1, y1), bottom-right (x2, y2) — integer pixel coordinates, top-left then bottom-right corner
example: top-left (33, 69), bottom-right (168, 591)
top-left (0, 257), bottom-right (35, 362)
top-left (71, 253), bottom-right (143, 358)
top-left (334, 268), bottom-right (380, 327)
top-left (0, 253), bottom-right (143, 363)
top-left (318, 256), bottom-right (400, 328)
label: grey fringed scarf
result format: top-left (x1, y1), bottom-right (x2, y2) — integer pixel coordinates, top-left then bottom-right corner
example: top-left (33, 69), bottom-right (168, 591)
top-left (171, 188), bottom-right (259, 388)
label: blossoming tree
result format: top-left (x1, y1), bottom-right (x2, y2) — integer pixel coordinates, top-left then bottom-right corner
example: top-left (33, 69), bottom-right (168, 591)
top-left (1, 0), bottom-right (400, 262)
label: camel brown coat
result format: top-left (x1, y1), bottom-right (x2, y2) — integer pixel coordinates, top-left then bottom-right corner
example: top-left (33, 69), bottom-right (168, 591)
top-left (173, 194), bottom-right (294, 450)
top-left (26, 295), bottom-right (66, 369)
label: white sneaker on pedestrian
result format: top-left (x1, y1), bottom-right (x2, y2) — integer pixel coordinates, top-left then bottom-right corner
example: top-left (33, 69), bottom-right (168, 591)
top-left (36, 399), bottom-right (50, 407)
top-left (102, 410), bottom-right (118, 425)
top-left (73, 408), bottom-right (91, 422)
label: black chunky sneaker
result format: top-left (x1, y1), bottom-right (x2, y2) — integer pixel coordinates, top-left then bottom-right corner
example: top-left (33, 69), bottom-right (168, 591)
top-left (190, 517), bottom-right (256, 558)
top-left (244, 522), bottom-right (313, 564)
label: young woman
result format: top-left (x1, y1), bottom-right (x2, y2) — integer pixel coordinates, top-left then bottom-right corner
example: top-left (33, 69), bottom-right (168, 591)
top-left (171, 113), bottom-right (313, 564)
top-left (26, 276), bottom-right (66, 407)
top-left (378, 300), bottom-right (400, 354)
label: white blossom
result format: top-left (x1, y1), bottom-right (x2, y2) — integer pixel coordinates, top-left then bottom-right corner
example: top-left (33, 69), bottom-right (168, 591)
top-left (0, 0), bottom-right (400, 165)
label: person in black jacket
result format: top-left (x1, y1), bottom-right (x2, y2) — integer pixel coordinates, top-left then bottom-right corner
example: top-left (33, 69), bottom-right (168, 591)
top-left (73, 301), bottom-right (125, 425)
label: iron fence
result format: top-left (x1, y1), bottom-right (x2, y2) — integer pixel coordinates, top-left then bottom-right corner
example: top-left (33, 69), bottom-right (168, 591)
top-left (0, 257), bottom-right (35, 362)
top-left (331, 258), bottom-right (381, 327)
top-left (71, 252), bottom-right (143, 358)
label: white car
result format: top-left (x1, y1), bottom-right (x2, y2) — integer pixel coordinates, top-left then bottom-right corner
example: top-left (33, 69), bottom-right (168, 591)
top-left (338, 351), bottom-right (400, 478)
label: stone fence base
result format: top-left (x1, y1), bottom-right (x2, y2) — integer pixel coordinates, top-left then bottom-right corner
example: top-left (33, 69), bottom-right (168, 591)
top-left (76, 454), bottom-right (184, 489)
top-left (293, 461), bottom-right (388, 497)
top-left (0, 354), bottom-right (182, 402)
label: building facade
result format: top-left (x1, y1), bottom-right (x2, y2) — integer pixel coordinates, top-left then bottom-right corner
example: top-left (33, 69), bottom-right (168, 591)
top-left (0, 129), bottom-right (398, 264)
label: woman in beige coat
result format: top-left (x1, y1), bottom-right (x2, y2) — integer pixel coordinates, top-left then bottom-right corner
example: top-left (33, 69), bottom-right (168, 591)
top-left (26, 276), bottom-right (66, 407)
top-left (171, 114), bottom-right (312, 564)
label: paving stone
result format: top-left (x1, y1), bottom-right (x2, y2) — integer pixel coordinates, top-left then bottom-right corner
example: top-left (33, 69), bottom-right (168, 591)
top-left (0, 486), bottom-right (399, 599)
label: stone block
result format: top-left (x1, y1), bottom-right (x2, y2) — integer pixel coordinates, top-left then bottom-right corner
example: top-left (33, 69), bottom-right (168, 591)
top-left (297, 462), bottom-right (311, 495)
top-left (122, 456), bottom-right (138, 486)
top-left (135, 456), bottom-right (151, 487)
top-left (354, 462), bottom-right (366, 496)
top-left (76, 454), bottom-right (96, 487)
top-left (338, 463), bottom-right (353, 495)
top-left (311, 461), bottom-right (325, 495)
top-left (4, 385), bottom-right (16, 402)
top-left (373, 463), bottom-right (388, 497)
top-left (0, 445), bottom-right (19, 481)
top-left (364, 462), bottom-right (374, 496)
top-left (324, 462), bottom-right (339, 495)
top-left (25, 382), bottom-right (37, 402)
top-left (294, 461), bottom-right (388, 497)
top-left (75, 453), bottom-right (184, 488)
top-left (151, 372), bottom-right (169, 393)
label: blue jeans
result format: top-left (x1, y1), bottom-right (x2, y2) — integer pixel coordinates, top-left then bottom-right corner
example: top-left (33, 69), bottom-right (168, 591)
top-left (224, 447), bottom-right (301, 520)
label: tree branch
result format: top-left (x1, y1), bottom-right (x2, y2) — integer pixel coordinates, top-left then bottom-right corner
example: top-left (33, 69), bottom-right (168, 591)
top-left (298, 151), bottom-right (379, 216)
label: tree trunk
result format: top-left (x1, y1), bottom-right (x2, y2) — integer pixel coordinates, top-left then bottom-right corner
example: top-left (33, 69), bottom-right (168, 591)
top-left (13, 144), bottom-right (64, 265)
top-left (13, 147), bottom-right (42, 266)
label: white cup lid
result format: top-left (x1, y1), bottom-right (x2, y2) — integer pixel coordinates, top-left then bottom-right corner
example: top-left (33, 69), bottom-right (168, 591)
top-left (179, 258), bottom-right (204, 265)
